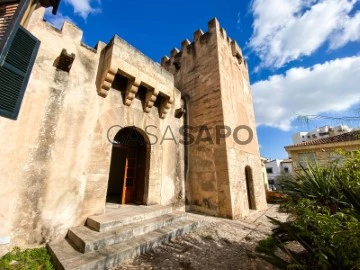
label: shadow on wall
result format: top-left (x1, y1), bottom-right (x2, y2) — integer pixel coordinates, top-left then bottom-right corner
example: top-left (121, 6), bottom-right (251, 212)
top-left (245, 166), bottom-right (256, 210)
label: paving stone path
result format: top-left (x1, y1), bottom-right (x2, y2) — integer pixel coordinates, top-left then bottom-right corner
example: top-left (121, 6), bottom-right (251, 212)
top-left (110, 204), bottom-right (287, 270)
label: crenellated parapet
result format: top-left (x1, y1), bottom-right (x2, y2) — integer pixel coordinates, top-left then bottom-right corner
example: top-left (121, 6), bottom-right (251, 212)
top-left (35, 8), bottom-right (107, 58)
top-left (32, 8), bottom-right (178, 119)
top-left (161, 18), bottom-right (247, 73)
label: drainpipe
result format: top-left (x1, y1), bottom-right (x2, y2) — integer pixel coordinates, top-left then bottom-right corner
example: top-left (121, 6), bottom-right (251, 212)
top-left (182, 94), bottom-right (190, 202)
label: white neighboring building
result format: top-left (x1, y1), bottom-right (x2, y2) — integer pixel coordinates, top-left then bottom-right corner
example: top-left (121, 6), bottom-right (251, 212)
top-left (260, 157), bottom-right (269, 191)
top-left (280, 159), bottom-right (293, 174)
top-left (292, 125), bottom-right (355, 145)
top-left (265, 158), bottom-right (293, 190)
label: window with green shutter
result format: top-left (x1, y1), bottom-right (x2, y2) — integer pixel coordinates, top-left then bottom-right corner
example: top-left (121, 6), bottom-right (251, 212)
top-left (0, 26), bottom-right (39, 119)
top-left (0, 0), bottom-right (40, 120)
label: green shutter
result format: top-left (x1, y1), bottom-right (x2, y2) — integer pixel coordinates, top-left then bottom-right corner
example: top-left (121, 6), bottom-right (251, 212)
top-left (0, 25), bottom-right (39, 120)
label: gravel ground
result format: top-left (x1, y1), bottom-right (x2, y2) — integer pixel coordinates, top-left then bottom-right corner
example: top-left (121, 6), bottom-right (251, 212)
top-left (110, 204), bottom-right (288, 270)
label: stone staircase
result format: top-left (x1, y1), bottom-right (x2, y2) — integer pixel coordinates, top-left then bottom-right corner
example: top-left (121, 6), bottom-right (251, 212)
top-left (47, 204), bottom-right (201, 270)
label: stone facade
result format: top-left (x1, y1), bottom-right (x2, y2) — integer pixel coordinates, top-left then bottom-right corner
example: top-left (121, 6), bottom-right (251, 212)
top-left (0, 7), bottom-right (266, 254)
top-left (161, 19), bottom-right (267, 218)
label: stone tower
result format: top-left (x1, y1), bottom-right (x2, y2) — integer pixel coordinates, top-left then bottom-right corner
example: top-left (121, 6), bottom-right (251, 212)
top-left (161, 18), bottom-right (267, 218)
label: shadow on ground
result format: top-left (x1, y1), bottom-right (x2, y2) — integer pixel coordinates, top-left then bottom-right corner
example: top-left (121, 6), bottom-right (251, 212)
top-left (112, 206), bottom-right (284, 270)
top-left (129, 236), bottom-right (274, 269)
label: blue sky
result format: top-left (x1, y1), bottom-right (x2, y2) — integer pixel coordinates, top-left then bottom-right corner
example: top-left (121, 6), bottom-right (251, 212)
top-left (45, 0), bottom-right (360, 159)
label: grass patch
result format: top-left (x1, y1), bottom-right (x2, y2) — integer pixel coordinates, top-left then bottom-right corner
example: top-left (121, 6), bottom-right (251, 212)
top-left (0, 247), bottom-right (54, 270)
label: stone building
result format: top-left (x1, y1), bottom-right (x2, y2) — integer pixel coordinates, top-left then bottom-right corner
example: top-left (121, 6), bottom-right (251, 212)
top-left (0, 0), bottom-right (267, 254)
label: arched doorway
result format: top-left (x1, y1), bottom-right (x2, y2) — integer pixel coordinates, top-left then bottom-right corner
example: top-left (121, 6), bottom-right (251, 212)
top-left (245, 166), bottom-right (256, 210)
top-left (106, 127), bottom-right (150, 205)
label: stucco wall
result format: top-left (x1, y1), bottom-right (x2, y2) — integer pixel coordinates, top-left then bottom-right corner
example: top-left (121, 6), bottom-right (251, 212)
top-left (265, 160), bottom-right (282, 180)
top-left (286, 141), bottom-right (360, 170)
top-left (0, 8), bottom-right (183, 254)
top-left (280, 162), bottom-right (293, 173)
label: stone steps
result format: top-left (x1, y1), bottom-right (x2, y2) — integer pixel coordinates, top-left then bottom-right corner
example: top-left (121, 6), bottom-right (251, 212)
top-left (68, 211), bottom-right (187, 253)
top-left (47, 205), bottom-right (200, 270)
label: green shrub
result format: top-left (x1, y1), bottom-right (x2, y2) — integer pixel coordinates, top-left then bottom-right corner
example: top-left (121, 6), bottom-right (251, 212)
top-left (257, 151), bottom-right (360, 270)
top-left (290, 200), bottom-right (360, 269)
top-left (256, 236), bottom-right (277, 254)
top-left (0, 247), bottom-right (54, 270)
top-left (280, 162), bottom-right (345, 213)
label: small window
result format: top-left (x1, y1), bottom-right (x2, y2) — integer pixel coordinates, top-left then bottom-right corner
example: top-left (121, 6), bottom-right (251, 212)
top-left (284, 167), bottom-right (289, 173)
top-left (266, 168), bottom-right (273, 174)
top-left (329, 152), bottom-right (342, 162)
top-left (298, 152), bottom-right (316, 168)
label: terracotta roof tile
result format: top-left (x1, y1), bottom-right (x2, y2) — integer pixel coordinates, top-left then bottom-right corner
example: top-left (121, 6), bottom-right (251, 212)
top-left (285, 130), bottom-right (360, 149)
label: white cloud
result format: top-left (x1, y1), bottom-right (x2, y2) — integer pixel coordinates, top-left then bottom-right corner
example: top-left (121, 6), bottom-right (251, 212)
top-left (64, 0), bottom-right (101, 20)
top-left (249, 0), bottom-right (360, 69)
top-left (330, 11), bottom-right (360, 49)
top-left (44, 8), bottom-right (74, 29)
top-left (252, 56), bottom-right (360, 130)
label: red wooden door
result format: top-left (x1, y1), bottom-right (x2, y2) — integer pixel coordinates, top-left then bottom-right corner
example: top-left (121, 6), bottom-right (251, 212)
top-left (121, 148), bottom-right (137, 204)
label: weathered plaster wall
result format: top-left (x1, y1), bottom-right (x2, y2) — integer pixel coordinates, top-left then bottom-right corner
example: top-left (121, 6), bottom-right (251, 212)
top-left (0, 8), bottom-right (183, 254)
